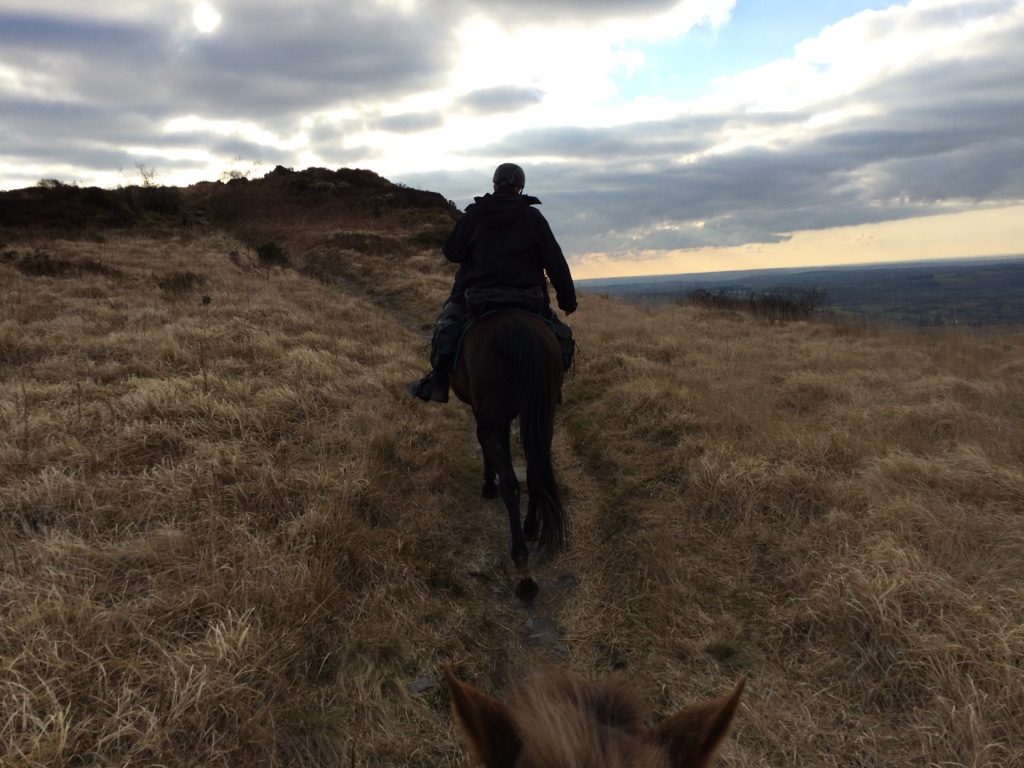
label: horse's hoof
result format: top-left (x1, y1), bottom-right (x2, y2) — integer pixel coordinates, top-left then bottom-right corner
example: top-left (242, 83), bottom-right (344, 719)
top-left (481, 482), bottom-right (500, 499)
top-left (515, 577), bottom-right (540, 602)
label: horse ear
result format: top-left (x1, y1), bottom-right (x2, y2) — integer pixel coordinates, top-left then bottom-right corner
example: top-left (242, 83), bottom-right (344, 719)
top-left (444, 662), bottom-right (522, 768)
top-left (653, 676), bottom-right (746, 768)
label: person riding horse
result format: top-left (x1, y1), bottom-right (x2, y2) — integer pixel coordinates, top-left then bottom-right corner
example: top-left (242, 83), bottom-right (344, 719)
top-left (409, 163), bottom-right (578, 403)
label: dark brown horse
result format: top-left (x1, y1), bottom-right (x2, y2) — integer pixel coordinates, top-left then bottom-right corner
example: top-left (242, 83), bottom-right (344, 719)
top-left (445, 662), bottom-right (746, 768)
top-left (450, 308), bottom-right (567, 601)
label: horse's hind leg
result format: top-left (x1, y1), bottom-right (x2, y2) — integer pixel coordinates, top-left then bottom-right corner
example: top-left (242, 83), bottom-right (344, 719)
top-left (476, 420), bottom-right (538, 601)
top-left (481, 458), bottom-right (499, 499)
top-left (524, 494), bottom-right (539, 542)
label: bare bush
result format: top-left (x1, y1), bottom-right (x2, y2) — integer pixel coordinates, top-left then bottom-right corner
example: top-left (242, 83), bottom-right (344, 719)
top-left (687, 286), bottom-right (827, 321)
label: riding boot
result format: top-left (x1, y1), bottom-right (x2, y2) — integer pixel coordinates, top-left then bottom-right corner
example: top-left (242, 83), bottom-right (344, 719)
top-left (427, 344), bottom-right (456, 402)
top-left (407, 368), bottom-right (451, 403)
top-left (408, 373), bottom-right (434, 402)
top-left (410, 301), bottom-right (464, 404)
top-left (427, 368), bottom-right (450, 402)
top-left (409, 348), bottom-right (455, 402)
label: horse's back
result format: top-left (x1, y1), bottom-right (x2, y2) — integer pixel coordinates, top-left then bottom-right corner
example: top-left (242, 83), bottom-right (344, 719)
top-left (451, 308), bottom-right (561, 408)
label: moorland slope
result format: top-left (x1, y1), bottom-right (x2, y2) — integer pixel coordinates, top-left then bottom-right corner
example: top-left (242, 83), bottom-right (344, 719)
top-left (2, 169), bottom-right (1022, 767)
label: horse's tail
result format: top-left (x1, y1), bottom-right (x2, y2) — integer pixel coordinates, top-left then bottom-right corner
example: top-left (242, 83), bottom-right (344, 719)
top-left (497, 315), bottom-right (568, 554)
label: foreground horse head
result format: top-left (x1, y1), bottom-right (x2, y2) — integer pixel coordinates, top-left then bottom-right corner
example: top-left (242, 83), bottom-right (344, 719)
top-left (444, 663), bottom-right (746, 768)
top-left (449, 308), bottom-right (567, 601)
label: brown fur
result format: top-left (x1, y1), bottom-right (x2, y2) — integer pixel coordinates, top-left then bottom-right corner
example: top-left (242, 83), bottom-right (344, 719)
top-left (445, 663), bottom-right (745, 768)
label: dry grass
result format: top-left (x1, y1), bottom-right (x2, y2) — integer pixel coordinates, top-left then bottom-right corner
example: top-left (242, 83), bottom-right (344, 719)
top-left (558, 297), bottom-right (1024, 767)
top-left (188, 167), bottom-right (459, 326)
top-left (2, 207), bottom-right (1023, 767)
top-left (1, 230), bottom-right (498, 766)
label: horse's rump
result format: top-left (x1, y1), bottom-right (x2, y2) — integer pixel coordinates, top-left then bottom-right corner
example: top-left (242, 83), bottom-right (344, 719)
top-left (452, 308), bottom-right (562, 418)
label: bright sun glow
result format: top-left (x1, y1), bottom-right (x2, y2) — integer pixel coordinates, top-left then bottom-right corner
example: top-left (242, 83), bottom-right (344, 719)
top-left (192, 3), bottom-right (221, 34)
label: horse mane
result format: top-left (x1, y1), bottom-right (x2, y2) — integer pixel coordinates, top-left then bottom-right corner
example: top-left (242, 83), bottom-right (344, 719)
top-left (510, 670), bottom-right (661, 768)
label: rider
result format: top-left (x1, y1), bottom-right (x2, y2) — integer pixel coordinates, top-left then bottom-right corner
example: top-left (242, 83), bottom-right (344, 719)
top-left (409, 162), bottom-right (578, 403)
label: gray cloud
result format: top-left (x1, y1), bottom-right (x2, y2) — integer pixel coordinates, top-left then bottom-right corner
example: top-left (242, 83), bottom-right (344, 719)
top-left (457, 86), bottom-right (545, 115)
top-left (0, 3), bottom-right (456, 124)
top-left (179, 5), bottom-right (450, 114)
top-left (0, 12), bottom-right (149, 52)
top-left (459, 0), bottom-right (714, 25)
top-left (0, 2), bottom-right (460, 185)
top-left (375, 111), bottom-right (445, 134)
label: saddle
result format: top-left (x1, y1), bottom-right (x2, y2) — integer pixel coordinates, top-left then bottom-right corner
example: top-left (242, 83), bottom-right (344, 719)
top-left (459, 286), bottom-right (574, 372)
top-left (463, 285), bottom-right (546, 316)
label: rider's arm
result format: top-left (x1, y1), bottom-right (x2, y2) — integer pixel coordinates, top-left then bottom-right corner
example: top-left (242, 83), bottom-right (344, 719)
top-left (442, 211), bottom-right (479, 264)
top-left (530, 210), bottom-right (577, 314)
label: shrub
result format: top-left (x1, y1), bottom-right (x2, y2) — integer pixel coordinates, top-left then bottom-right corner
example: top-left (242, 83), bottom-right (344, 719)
top-left (687, 287), bottom-right (826, 322)
top-left (36, 178), bottom-right (76, 189)
top-left (123, 185), bottom-right (182, 215)
top-left (256, 242), bottom-right (289, 268)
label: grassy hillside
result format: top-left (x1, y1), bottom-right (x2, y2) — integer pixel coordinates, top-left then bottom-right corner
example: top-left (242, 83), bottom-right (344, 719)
top-left (2, 171), bottom-right (1023, 767)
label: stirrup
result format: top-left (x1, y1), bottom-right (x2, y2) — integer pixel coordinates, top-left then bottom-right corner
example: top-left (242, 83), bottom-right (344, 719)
top-left (408, 375), bottom-right (433, 402)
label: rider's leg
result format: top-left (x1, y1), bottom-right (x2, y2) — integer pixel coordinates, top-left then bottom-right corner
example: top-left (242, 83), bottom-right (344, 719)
top-left (426, 318), bottom-right (461, 402)
top-left (409, 302), bottom-right (466, 402)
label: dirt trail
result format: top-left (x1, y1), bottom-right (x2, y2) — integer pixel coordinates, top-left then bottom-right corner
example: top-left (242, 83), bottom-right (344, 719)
top-left (345, 276), bottom-right (593, 687)
top-left (462, 451), bottom-right (579, 652)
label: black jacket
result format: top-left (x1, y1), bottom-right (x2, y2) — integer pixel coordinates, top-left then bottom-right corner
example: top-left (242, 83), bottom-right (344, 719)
top-left (443, 190), bottom-right (577, 314)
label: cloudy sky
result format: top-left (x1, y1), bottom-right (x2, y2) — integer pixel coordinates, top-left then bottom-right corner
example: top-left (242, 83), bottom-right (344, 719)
top-left (2, 0), bottom-right (1022, 277)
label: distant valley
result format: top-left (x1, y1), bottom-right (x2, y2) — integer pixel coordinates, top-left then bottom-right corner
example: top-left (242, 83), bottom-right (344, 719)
top-left (578, 256), bottom-right (1024, 326)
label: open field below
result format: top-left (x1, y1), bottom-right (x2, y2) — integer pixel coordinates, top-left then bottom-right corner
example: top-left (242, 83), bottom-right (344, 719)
top-left (2, 172), bottom-right (1023, 766)
top-left (584, 259), bottom-right (1024, 327)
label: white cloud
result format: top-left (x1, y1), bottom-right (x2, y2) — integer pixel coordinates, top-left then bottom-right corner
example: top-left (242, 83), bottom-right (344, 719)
top-left (451, 0), bottom-right (735, 123)
top-left (706, 0), bottom-right (1020, 114)
top-left (164, 115), bottom-right (305, 150)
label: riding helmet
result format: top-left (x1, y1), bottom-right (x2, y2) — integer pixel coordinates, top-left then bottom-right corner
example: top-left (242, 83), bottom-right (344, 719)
top-left (492, 163), bottom-right (526, 188)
